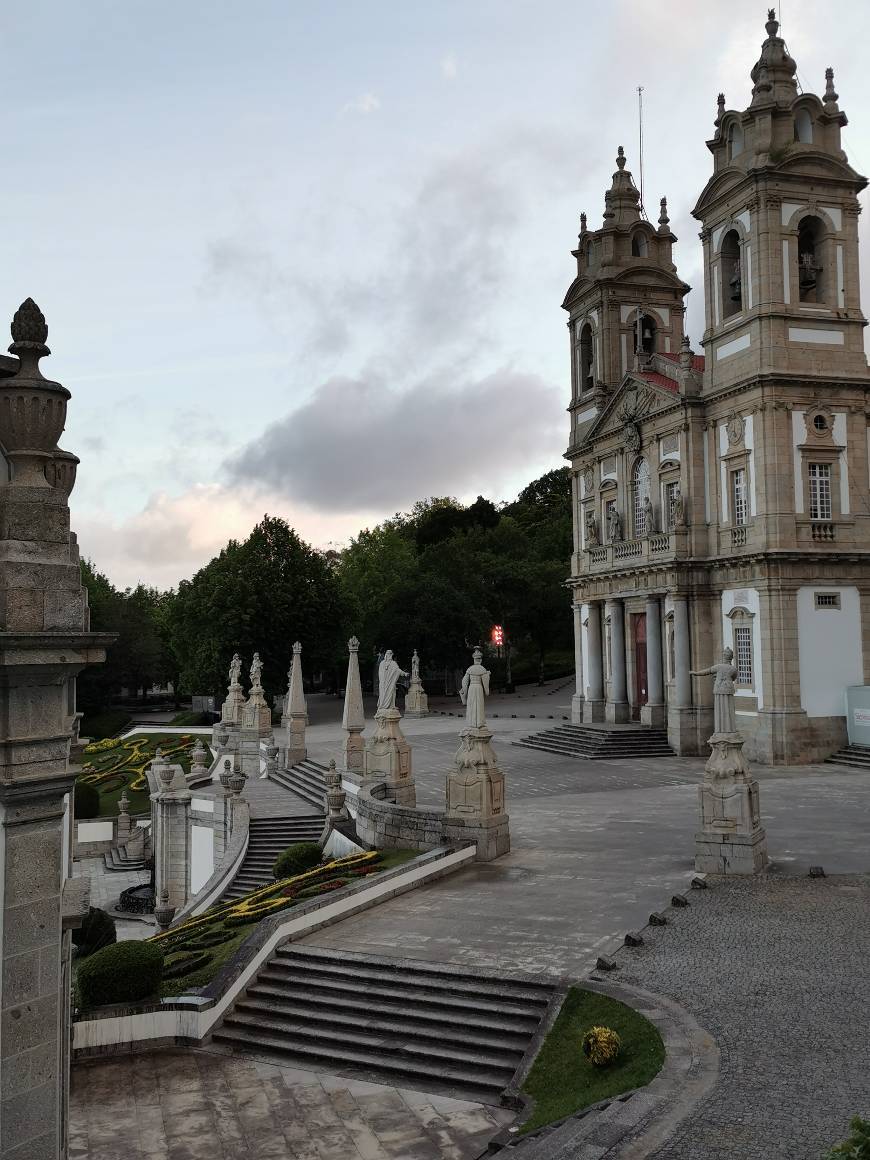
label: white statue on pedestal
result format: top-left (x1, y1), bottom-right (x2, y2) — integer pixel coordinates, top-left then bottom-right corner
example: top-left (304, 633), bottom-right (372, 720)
top-left (228, 653), bottom-right (242, 686)
top-left (250, 652), bottom-right (264, 689)
top-left (459, 647), bottom-right (490, 729)
top-left (376, 650), bottom-right (407, 715)
top-left (691, 647), bottom-right (737, 734)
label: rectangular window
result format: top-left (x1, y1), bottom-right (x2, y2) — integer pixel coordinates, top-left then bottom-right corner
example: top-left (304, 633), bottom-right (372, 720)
top-left (731, 468), bottom-right (748, 526)
top-left (814, 592), bottom-right (841, 609)
top-left (664, 481), bottom-right (679, 530)
top-left (808, 463), bottom-right (832, 520)
top-left (733, 625), bottom-right (753, 686)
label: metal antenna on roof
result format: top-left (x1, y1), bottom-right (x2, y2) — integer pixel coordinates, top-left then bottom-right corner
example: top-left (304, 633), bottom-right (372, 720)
top-left (637, 85), bottom-right (647, 219)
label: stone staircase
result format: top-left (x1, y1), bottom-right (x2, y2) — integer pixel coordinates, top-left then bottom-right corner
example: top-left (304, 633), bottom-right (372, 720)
top-left (223, 815), bottom-right (326, 900)
top-left (268, 758), bottom-right (328, 811)
top-left (211, 945), bottom-right (556, 1104)
top-left (512, 723), bottom-right (672, 760)
top-left (824, 743), bottom-right (870, 770)
top-left (102, 820), bottom-right (150, 872)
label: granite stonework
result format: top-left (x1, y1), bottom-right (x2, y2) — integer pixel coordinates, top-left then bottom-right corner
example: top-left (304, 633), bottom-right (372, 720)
top-left (0, 301), bottom-right (110, 1160)
top-left (281, 640), bottom-right (307, 768)
top-left (403, 648), bottom-right (429, 718)
top-left (364, 708), bottom-right (416, 807)
top-left (565, 16), bottom-right (870, 766)
top-left (341, 636), bottom-right (365, 776)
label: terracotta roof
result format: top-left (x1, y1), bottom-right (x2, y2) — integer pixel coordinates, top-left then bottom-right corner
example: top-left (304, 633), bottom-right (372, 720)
top-left (660, 351), bottom-right (705, 371)
top-left (639, 371), bottom-right (679, 393)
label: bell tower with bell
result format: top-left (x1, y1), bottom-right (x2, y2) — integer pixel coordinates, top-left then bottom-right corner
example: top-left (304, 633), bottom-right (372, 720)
top-left (563, 146), bottom-right (691, 447)
top-left (693, 8), bottom-right (868, 392)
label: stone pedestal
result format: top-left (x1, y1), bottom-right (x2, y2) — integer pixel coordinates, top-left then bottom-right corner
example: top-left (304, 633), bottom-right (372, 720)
top-left (364, 709), bottom-right (416, 806)
top-left (238, 727), bottom-right (264, 777)
top-left (695, 731), bottom-right (768, 874)
top-left (218, 682), bottom-right (246, 734)
top-left (444, 726), bottom-right (510, 861)
top-left (404, 678), bottom-right (429, 718)
top-left (150, 761), bottom-right (192, 913)
top-left (242, 684), bottom-right (272, 736)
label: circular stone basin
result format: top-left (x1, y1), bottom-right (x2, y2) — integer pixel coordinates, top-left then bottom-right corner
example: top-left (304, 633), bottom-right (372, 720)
top-left (118, 884), bottom-right (155, 914)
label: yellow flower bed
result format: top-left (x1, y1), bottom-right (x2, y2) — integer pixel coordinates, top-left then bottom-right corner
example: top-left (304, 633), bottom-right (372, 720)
top-left (80, 735), bottom-right (199, 794)
top-left (83, 737), bottom-right (121, 755)
top-left (150, 850), bottom-right (380, 945)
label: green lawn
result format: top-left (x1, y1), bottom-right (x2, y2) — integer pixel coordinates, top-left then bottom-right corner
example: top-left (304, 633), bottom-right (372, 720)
top-left (77, 732), bottom-right (211, 817)
top-left (520, 987), bottom-right (665, 1133)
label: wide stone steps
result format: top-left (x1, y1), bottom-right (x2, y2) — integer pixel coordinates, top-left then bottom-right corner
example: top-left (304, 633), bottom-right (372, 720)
top-left (211, 945), bottom-right (555, 1103)
top-left (222, 815), bottom-right (326, 900)
top-left (102, 844), bottom-right (148, 873)
top-left (268, 758), bottom-right (328, 810)
top-left (513, 724), bottom-right (672, 760)
top-left (825, 745), bottom-right (870, 769)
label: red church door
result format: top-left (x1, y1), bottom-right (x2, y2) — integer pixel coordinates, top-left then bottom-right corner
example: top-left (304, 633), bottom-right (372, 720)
top-left (632, 613), bottom-right (647, 721)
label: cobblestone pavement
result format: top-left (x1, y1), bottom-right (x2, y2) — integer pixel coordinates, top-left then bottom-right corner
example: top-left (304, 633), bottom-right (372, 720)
top-left (70, 1049), bottom-right (513, 1160)
top-left (614, 874), bottom-right (870, 1160)
top-left (72, 856), bottom-right (156, 940)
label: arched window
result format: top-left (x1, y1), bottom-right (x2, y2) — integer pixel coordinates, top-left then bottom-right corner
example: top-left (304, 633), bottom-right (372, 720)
top-left (631, 232), bottom-right (649, 257)
top-left (634, 313), bottom-right (656, 355)
top-left (577, 323), bottom-right (594, 394)
top-left (727, 122), bottom-right (744, 161)
top-left (632, 458), bottom-right (651, 538)
top-left (794, 108), bottom-right (813, 144)
top-left (798, 216), bottom-right (825, 303)
top-left (720, 229), bottom-right (742, 319)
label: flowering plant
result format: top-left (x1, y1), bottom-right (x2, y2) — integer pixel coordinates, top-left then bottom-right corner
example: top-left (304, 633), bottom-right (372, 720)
top-left (581, 1025), bottom-right (621, 1067)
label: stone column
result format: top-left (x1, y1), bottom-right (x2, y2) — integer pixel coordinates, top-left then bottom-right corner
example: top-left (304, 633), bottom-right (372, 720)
top-left (283, 641), bottom-right (307, 768)
top-left (571, 602), bottom-right (585, 724)
top-left (342, 636), bottom-right (366, 777)
top-left (584, 601), bottom-right (605, 723)
top-left (641, 596), bottom-right (665, 728)
top-left (150, 757), bottom-right (192, 916)
top-left (0, 300), bottom-right (111, 1160)
top-left (667, 593), bottom-right (698, 755)
top-left (605, 598), bottom-right (629, 723)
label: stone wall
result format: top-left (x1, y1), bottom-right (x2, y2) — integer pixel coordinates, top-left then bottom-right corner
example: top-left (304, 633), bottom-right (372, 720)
top-left (354, 782), bottom-right (444, 851)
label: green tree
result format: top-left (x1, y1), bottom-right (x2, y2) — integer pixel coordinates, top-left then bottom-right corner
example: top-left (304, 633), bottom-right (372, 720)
top-left (167, 515), bottom-right (346, 700)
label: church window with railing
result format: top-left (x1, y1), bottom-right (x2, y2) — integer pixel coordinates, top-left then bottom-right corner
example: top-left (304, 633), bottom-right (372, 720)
top-left (632, 458), bottom-right (651, 537)
top-left (808, 462), bottom-right (832, 520)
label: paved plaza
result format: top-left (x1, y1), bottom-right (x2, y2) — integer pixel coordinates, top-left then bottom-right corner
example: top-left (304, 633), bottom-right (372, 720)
top-left (70, 1049), bottom-right (512, 1160)
top-left (71, 696), bottom-right (870, 1157)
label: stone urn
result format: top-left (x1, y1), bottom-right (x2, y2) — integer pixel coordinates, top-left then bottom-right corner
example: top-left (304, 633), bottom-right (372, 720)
top-left (45, 447), bottom-right (80, 495)
top-left (228, 768), bottom-right (247, 796)
top-left (219, 758), bottom-right (233, 790)
top-left (154, 888), bottom-right (176, 932)
top-left (0, 299), bottom-right (71, 486)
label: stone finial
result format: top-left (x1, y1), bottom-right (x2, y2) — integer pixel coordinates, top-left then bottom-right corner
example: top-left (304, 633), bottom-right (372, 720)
top-left (616, 145), bottom-right (626, 170)
top-left (579, 211), bottom-right (587, 235)
top-left (716, 93), bottom-right (725, 124)
top-left (658, 197), bottom-right (669, 229)
top-left (219, 757), bottom-right (232, 790)
top-left (228, 768), bottom-right (247, 796)
top-left (292, 640), bottom-right (302, 655)
top-left (679, 334), bottom-right (693, 370)
top-left (765, 7), bottom-right (778, 37)
top-left (118, 791), bottom-right (129, 816)
top-left (154, 887), bottom-right (176, 931)
top-left (824, 66), bottom-right (839, 106)
top-left (348, 635), bottom-right (360, 652)
top-left (9, 298), bottom-right (50, 358)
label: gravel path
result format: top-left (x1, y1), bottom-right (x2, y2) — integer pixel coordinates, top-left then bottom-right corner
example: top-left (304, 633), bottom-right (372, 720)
top-left (616, 873), bottom-right (870, 1160)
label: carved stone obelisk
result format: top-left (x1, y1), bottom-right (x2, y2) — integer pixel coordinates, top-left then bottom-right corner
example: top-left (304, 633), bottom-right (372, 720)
top-left (364, 650), bottom-right (415, 806)
top-left (342, 636), bottom-right (366, 777)
top-left (404, 648), bottom-right (429, 718)
top-left (691, 648), bottom-right (767, 874)
top-left (282, 641), bottom-right (307, 768)
top-left (0, 300), bottom-right (111, 1160)
top-left (444, 647), bottom-right (510, 860)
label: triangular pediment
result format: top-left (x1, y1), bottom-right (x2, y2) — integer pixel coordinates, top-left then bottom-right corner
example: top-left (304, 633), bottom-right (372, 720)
top-left (581, 372), bottom-right (681, 447)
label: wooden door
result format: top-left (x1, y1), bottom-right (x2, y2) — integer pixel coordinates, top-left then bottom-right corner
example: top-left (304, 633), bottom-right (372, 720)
top-left (632, 613), bottom-right (647, 720)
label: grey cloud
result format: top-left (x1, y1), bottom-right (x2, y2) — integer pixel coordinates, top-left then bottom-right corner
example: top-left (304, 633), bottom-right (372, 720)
top-left (226, 367), bottom-right (564, 511)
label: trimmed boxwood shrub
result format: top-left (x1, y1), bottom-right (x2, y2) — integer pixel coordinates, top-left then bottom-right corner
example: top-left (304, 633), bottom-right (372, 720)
top-left (73, 779), bottom-right (100, 819)
top-left (273, 842), bottom-right (322, 880)
top-left (72, 907), bottom-right (117, 958)
top-left (162, 951), bottom-right (211, 980)
top-left (77, 939), bottom-right (164, 1010)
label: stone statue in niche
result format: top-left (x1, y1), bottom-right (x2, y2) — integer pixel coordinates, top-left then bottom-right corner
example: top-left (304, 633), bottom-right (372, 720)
top-left (643, 495), bottom-right (656, 535)
top-left (672, 486), bottom-right (686, 527)
top-left (607, 507), bottom-right (623, 543)
top-left (585, 510), bottom-right (600, 547)
top-left (690, 648), bottom-right (738, 735)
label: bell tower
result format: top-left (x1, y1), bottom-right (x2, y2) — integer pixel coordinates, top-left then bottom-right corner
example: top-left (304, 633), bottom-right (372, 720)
top-left (563, 147), bottom-right (690, 446)
top-left (693, 9), bottom-right (868, 392)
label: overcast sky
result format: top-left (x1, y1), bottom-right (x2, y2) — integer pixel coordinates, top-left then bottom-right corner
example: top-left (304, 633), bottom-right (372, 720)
top-left (3, 0), bottom-right (870, 588)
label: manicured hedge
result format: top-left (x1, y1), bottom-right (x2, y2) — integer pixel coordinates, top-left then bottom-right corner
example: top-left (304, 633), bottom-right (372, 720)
top-left (273, 841), bottom-right (322, 880)
top-left (77, 939), bottom-right (164, 1010)
top-left (73, 780), bottom-right (100, 819)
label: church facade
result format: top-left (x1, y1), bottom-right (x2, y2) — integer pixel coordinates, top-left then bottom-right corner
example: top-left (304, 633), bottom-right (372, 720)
top-left (565, 11), bottom-right (870, 764)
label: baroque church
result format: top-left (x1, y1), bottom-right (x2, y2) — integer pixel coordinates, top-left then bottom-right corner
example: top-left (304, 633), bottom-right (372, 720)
top-left (565, 10), bottom-right (870, 764)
